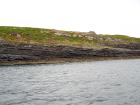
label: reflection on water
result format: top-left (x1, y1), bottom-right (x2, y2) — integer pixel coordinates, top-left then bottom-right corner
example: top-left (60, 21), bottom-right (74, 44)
top-left (0, 59), bottom-right (140, 105)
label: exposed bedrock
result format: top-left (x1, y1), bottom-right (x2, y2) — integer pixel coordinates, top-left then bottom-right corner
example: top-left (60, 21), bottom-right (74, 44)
top-left (0, 43), bottom-right (140, 61)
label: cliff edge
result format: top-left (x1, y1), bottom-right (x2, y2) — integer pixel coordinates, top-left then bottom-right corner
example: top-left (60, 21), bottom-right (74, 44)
top-left (0, 26), bottom-right (140, 64)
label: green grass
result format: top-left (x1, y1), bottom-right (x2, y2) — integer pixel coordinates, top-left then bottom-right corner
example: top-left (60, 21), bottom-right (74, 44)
top-left (98, 34), bottom-right (140, 43)
top-left (0, 26), bottom-right (97, 48)
top-left (0, 26), bottom-right (140, 48)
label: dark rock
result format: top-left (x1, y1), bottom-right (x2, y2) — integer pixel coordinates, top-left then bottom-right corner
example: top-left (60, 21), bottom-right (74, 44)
top-left (112, 43), bottom-right (140, 50)
top-left (0, 54), bottom-right (37, 61)
top-left (0, 42), bottom-right (140, 62)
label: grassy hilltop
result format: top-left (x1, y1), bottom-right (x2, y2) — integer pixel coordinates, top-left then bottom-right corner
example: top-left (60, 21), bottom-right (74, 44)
top-left (0, 26), bottom-right (140, 65)
top-left (0, 26), bottom-right (140, 48)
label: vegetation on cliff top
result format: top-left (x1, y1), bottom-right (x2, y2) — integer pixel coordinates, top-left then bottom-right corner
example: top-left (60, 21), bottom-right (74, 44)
top-left (0, 26), bottom-right (140, 48)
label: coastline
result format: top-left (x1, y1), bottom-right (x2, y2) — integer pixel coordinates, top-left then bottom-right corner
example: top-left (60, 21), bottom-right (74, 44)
top-left (0, 44), bottom-right (140, 66)
top-left (0, 26), bottom-right (140, 66)
top-left (1, 56), bottom-right (140, 66)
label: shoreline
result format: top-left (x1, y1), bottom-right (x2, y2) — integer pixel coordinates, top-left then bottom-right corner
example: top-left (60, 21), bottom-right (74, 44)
top-left (0, 26), bottom-right (140, 66)
top-left (0, 56), bottom-right (140, 66)
top-left (0, 43), bottom-right (140, 66)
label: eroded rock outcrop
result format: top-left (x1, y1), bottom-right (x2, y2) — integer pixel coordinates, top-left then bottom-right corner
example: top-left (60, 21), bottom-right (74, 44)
top-left (0, 41), bottom-right (140, 62)
top-left (113, 43), bottom-right (140, 50)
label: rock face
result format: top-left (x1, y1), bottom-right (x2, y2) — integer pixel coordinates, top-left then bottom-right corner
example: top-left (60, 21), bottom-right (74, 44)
top-left (113, 43), bottom-right (140, 50)
top-left (0, 41), bottom-right (140, 62)
top-left (0, 54), bottom-right (36, 61)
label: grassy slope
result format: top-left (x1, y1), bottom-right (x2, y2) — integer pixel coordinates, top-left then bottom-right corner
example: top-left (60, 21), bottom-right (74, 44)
top-left (0, 26), bottom-right (98, 48)
top-left (0, 26), bottom-right (140, 48)
top-left (98, 34), bottom-right (140, 43)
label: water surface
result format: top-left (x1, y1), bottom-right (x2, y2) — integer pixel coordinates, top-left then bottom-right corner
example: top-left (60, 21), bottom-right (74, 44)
top-left (0, 59), bottom-right (140, 105)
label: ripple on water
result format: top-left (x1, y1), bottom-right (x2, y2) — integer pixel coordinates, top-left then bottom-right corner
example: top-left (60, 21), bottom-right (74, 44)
top-left (0, 59), bottom-right (140, 105)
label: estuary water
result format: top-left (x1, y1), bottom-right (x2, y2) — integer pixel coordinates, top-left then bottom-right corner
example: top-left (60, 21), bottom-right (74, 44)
top-left (0, 59), bottom-right (140, 105)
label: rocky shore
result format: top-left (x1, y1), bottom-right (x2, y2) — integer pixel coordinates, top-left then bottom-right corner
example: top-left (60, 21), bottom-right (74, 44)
top-left (0, 26), bottom-right (140, 65)
top-left (0, 41), bottom-right (140, 65)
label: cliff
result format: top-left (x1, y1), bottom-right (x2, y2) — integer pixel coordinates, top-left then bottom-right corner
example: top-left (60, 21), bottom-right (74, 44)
top-left (0, 26), bottom-right (140, 64)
